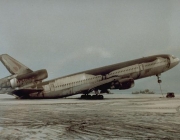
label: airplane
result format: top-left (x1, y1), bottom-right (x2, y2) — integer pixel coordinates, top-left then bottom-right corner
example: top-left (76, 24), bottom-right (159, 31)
top-left (0, 54), bottom-right (179, 99)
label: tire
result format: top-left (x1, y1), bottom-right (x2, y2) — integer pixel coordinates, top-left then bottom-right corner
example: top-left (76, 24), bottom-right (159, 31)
top-left (99, 95), bottom-right (104, 99)
top-left (87, 95), bottom-right (92, 99)
top-left (81, 95), bottom-right (85, 99)
top-left (92, 95), bottom-right (97, 99)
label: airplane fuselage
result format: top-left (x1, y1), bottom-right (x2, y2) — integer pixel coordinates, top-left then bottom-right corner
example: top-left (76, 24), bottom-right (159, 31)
top-left (25, 54), bottom-right (179, 99)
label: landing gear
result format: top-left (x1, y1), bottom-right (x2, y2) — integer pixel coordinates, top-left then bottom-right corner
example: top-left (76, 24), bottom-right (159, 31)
top-left (156, 74), bottom-right (163, 97)
top-left (94, 89), bottom-right (104, 99)
top-left (156, 74), bottom-right (162, 83)
top-left (100, 89), bottom-right (110, 94)
top-left (81, 94), bottom-right (91, 99)
top-left (92, 94), bottom-right (104, 99)
top-left (80, 94), bottom-right (104, 99)
top-left (80, 89), bottom-right (104, 100)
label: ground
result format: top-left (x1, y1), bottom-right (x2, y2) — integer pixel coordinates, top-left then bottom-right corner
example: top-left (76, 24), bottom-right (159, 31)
top-left (0, 94), bottom-right (180, 140)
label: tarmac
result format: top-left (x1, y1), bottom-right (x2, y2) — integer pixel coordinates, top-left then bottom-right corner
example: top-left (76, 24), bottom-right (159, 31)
top-left (0, 93), bottom-right (180, 140)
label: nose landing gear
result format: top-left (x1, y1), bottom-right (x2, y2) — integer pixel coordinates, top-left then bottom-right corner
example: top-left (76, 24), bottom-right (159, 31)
top-left (156, 74), bottom-right (164, 97)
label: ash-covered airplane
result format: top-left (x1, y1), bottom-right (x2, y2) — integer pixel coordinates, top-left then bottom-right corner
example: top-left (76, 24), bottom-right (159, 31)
top-left (0, 54), bottom-right (179, 99)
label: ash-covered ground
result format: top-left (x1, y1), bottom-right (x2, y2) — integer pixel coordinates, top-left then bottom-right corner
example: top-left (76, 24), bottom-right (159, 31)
top-left (0, 94), bottom-right (180, 140)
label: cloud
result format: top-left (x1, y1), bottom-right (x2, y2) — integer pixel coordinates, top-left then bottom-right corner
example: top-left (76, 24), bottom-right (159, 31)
top-left (58, 46), bottom-right (112, 68)
top-left (86, 47), bottom-right (112, 58)
top-left (46, 46), bottom-right (112, 77)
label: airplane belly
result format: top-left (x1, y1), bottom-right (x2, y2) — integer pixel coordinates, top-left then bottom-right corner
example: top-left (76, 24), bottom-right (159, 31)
top-left (139, 69), bottom-right (154, 78)
top-left (130, 72), bottom-right (139, 79)
top-left (39, 82), bottom-right (94, 99)
top-left (28, 89), bottom-right (73, 99)
top-left (44, 86), bottom-right (78, 98)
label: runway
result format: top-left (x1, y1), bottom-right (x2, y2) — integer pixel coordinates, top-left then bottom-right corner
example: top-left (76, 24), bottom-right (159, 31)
top-left (0, 94), bottom-right (180, 140)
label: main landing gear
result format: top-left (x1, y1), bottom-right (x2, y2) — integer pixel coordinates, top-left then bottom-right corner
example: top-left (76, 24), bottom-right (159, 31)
top-left (80, 94), bottom-right (104, 99)
top-left (80, 90), bottom-right (104, 99)
top-left (156, 74), bottom-right (164, 97)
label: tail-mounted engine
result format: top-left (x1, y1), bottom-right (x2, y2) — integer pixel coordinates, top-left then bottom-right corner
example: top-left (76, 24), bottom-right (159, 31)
top-left (2, 69), bottom-right (48, 88)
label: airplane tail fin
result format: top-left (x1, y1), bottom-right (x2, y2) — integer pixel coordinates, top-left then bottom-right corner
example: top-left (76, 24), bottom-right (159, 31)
top-left (0, 54), bottom-right (33, 75)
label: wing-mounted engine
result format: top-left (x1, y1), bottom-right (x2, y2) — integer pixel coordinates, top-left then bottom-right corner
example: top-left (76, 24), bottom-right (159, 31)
top-left (110, 78), bottom-right (135, 90)
top-left (97, 77), bottom-right (135, 92)
top-left (118, 79), bottom-right (135, 89)
top-left (1, 69), bottom-right (48, 88)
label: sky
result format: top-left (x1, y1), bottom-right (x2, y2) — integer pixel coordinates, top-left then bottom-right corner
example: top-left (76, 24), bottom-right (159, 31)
top-left (0, 0), bottom-right (180, 93)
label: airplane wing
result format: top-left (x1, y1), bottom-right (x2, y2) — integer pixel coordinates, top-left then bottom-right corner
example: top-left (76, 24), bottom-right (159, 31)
top-left (88, 77), bottom-right (133, 91)
top-left (76, 76), bottom-right (133, 94)
top-left (88, 76), bottom-right (119, 90)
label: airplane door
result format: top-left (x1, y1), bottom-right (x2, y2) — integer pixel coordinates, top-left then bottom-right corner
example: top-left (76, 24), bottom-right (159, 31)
top-left (139, 64), bottom-right (143, 71)
top-left (138, 64), bottom-right (144, 78)
top-left (49, 83), bottom-right (55, 91)
top-left (44, 85), bottom-right (50, 93)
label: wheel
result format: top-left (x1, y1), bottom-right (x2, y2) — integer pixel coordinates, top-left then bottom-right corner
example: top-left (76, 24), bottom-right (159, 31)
top-left (92, 95), bottom-right (97, 99)
top-left (91, 95), bottom-right (104, 99)
top-left (81, 95), bottom-right (86, 99)
top-left (87, 95), bottom-right (92, 99)
top-left (99, 95), bottom-right (104, 99)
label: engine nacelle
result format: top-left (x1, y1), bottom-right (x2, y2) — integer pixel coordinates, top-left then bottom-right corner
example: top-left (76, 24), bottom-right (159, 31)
top-left (118, 79), bottom-right (135, 90)
top-left (3, 69), bottom-right (48, 88)
top-left (16, 69), bottom-right (48, 81)
top-left (110, 78), bottom-right (135, 90)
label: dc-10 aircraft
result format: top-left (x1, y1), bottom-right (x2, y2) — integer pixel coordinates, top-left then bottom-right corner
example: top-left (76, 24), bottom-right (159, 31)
top-left (0, 54), bottom-right (179, 99)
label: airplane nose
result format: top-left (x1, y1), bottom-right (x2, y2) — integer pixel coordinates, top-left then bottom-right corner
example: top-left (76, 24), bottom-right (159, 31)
top-left (173, 57), bottom-right (180, 67)
top-left (177, 57), bottom-right (180, 64)
top-left (169, 55), bottom-right (180, 68)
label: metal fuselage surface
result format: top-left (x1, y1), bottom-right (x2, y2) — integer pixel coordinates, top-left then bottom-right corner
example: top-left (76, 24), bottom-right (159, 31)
top-left (25, 54), bottom-right (179, 99)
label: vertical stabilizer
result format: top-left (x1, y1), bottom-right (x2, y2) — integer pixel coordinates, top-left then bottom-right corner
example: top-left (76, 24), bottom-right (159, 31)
top-left (0, 54), bottom-right (33, 75)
